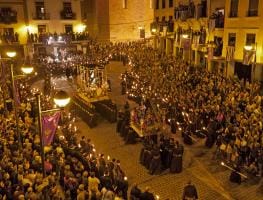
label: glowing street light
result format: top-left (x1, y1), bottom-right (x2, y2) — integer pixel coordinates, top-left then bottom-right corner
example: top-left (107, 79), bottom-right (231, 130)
top-left (244, 45), bottom-right (253, 51)
top-left (182, 34), bottom-right (189, 39)
top-left (6, 51), bottom-right (17, 58)
top-left (21, 65), bottom-right (34, 74)
top-left (53, 90), bottom-right (71, 108)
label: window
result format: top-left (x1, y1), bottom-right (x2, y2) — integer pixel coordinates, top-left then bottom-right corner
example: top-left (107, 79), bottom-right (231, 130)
top-left (38, 25), bottom-right (46, 33)
top-left (162, 0), bottom-right (165, 9)
top-left (156, 0), bottom-right (159, 9)
top-left (228, 33), bottom-right (236, 46)
top-left (35, 2), bottom-right (45, 19)
top-left (230, 0), bottom-right (238, 17)
top-left (156, 17), bottom-right (159, 22)
top-left (63, 2), bottom-right (72, 12)
top-left (246, 33), bottom-right (255, 45)
top-left (123, 0), bottom-right (127, 9)
top-left (169, 15), bottom-right (173, 21)
top-left (65, 24), bottom-right (73, 33)
top-left (169, 0), bottom-right (173, 8)
top-left (248, 0), bottom-right (258, 16)
top-left (162, 16), bottom-right (166, 21)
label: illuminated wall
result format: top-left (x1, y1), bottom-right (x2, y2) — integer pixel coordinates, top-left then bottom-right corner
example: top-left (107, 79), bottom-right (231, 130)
top-left (0, 0), bottom-right (84, 45)
top-left (108, 0), bottom-right (154, 41)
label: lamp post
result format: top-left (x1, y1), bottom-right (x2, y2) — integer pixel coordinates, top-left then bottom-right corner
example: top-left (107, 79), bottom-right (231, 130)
top-left (37, 90), bottom-right (70, 178)
top-left (6, 51), bottom-right (34, 150)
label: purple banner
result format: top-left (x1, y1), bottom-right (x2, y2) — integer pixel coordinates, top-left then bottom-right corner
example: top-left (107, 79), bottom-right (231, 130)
top-left (0, 62), bottom-right (6, 83)
top-left (42, 112), bottom-right (61, 146)
top-left (14, 80), bottom-right (21, 106)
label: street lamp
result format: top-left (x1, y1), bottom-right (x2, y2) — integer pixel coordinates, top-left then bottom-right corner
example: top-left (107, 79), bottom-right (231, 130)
top-left (37, 90), bottom-right (70, 177)
top-left (6, 51), bottom-right (34, 150)
top-left (6, 51), bottom-right (17, 58)
top-left (21, 64), bottom-right (34, 74)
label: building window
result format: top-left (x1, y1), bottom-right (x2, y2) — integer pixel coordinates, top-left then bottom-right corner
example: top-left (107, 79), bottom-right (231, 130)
top-left (63, 2), bottom-right (72, 12)
top-left (230, 0), bottom-right (238, 17)
top-left (162, 16), bottom-right (166, 21)
top-left (38, 25), bottom-right (46, 34)
top-left (169, 0), bottom-right (173, 8)
top-left (65, 24), bottom-right (73, 33)
top-left (228, 33), bottom-right (236, 46)
top-left (156, 0), bottom-right (159, 9)
top-left (248, 0), bottom-right (258, 16)
top-left (162, 0), bottom-right (165, 9)
top-left (123, 0), bottom-right (127, 9)
top-left (246, 33), bottom-right (255, 45)
top-left (156, 17), bottom-right (159, 22)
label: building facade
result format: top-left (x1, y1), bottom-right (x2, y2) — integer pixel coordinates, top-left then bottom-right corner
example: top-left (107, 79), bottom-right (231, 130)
top-left (152, 0), bottom-right (263, 81)
top-left (83, 0), bottom-right (155, 42)
top-left (0, 0), bottom-right (85, 57)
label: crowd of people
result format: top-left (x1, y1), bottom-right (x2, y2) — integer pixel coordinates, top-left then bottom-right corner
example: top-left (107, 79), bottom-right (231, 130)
top-left (0, 31), bottom-right (19, 44)
top-left (27, 32), bottom-right (89, 44)
top-left (0, 79), bottom-right (133, 200)
top-left (119, 40), bottom-right (263, 181)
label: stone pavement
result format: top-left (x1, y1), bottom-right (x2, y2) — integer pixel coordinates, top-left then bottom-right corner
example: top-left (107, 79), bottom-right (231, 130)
top-left (51, 61), bottom-right (263, 200)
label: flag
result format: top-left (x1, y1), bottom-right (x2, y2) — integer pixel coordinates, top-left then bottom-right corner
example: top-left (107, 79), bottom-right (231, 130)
top-left (208, 19), bottom-right (215, 33)
top-left (192, 35), bottom-right (200, 48)
top-left (243, 49), bottom-right (256, 65)
top-left (226, 46), bottom-right (235, 62)
top-left (14, 80), bottom-right (21, 106)
top-left (42, 112), bottom-right (61, 146)
top-left (207, 47), bottom-right (214, 61)
top-left (0, 62), bottom-right (6, 83)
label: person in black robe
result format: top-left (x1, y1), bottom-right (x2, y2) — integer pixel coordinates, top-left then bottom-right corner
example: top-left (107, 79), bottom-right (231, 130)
top-left (149, 146), bottom-right (162, 175)
top-left (182, 181), bottom-right (198, 200)
top-left (140, 187), bottom-right (155, 200)
top-left (229, 165), bottom-right (242, 184)
top-left (130, 183), bottom-right (141, 200)
top-left (170, 141), bottom-right (184, 173)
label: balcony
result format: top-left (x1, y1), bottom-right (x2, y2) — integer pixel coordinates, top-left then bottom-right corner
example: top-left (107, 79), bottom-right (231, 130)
top-left (0, 8), bottom-right (17, 24)
top-left (247, 9), bottom-right (258, 17)
top-left (174, 3), bottom-right (206, 21)
top-left (210, 12), bottom-right (224, 28)
top-left (60, 11), bottom-right (76, 20)
top-left (33, 12), bottom-right (50, 20)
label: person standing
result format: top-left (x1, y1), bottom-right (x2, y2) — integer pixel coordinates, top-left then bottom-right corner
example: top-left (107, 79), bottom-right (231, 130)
top-left (182, 180), bottom-right (198, 200)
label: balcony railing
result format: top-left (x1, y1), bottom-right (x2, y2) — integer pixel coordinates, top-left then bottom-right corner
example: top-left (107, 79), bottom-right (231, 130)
top-left (0, 8), bottom-right (17, 24)
top-left (0, 32), bottom-right (19, 44)
top-left (33, 12), bottom-right (50, 20)
top-left (60, 11), bottom-right (76, 20)
top-left (174, 3), bottom-right (207, 21)
top-left (247, 9), bottom-right (258, 17)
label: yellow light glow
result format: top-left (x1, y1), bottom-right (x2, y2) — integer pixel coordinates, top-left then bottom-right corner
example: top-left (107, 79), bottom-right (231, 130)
top-left (244, 45), bottom-right (253, 51)
top-left (75, 24), bottom-right (87, 33)
top-left (53, 90), bottom-right (71, 107)
top-left (182, 34), bottom-right (189, 39)
top-left (21, 65), bottom-right (34, 74)
top-left (151, 28), bottom-right (157, 33)
top-left (6, 51), bottom-right (17, 58)
top-left (138, 26), bottom-right (143, 30)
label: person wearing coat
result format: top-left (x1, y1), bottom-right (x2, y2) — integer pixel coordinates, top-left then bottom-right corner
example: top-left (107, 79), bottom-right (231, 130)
top-left (182, 181), bottom-right (198, 200)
